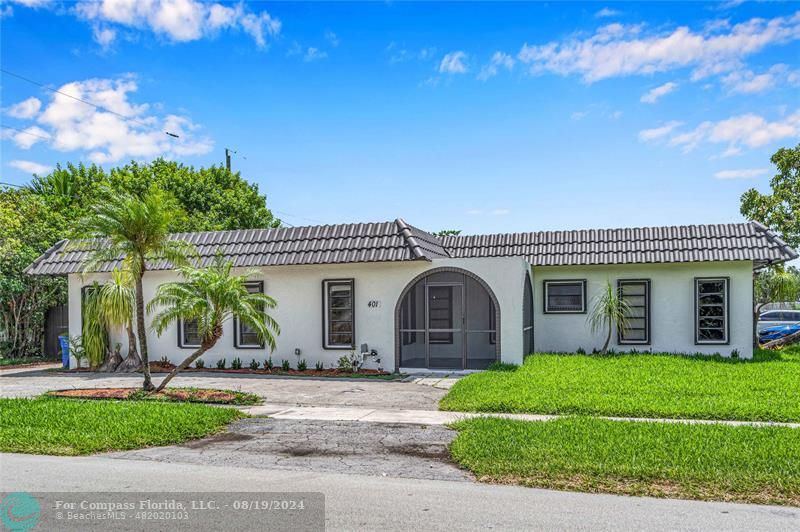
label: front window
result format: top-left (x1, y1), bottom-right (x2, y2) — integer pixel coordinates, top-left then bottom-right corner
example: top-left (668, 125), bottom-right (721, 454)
top-left (695, 278), bottom-right (729, 344)
top-left (235, 281), bottom-right (265, 348)
top-left (544, 280), bottom-right (586, 313)
top-left (179, 319), bottom-right (202, 348)
top-left (618, 279), bottom-right (650, 344)
top-left (323, 279), bottom-right (355, 349)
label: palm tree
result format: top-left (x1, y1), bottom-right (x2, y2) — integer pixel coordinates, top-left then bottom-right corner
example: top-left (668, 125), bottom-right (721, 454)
top-left (588, 281), bottom-right (631, 354)
top-left (97, 268), bottom-right (140, 372)
top-left (80, 187), bottom-right (194, 390)
top-left (147, 256), bottom-right (279, 392)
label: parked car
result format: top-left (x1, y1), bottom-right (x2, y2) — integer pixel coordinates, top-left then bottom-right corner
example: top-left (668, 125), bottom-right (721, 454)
top-left (759, 322), bottom-right (800, 344)
top-left (757, 310), bottom-right (800, 332)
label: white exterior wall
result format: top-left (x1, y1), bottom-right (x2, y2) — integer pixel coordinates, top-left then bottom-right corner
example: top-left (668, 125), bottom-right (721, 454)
top-left (67, 256), bottom-right (530, 371)
top-left (531, 261), bottom-right (754, 358)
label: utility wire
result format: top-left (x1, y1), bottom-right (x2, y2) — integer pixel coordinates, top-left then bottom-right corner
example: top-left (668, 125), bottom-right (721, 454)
top-left (0, 68), bottom-right (180, 138)
top-left (1, 124), bottom-right (51, 141)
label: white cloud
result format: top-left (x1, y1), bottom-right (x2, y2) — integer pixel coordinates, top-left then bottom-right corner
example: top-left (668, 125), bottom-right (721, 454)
top-left (721, 64), bottom-right (798, 94)
top-left (303, 47), bottom-right (327, 62)
top-left (491, 208), bottom-right (510, 216)
top-left (75, 0), bottom-right (280, 48)
top-left (325, 30), bottom-right (339, 47)
top-left (5, 97), bottom-right (42, 119)
top-left (640, 81), bottom-right (678, 103)
top-left (439, 51), bottom-right (468, 74)
top-left (92, 24), bottom-right (117, 48)
top-left (478, 51), bottom-right (515, 80)
top-left (642, 110), bottom-right (800, 155)
top-left (595, 7), bottom-right (620, 18)
top-left (713, 168), bottom-right (769, 179)
top-left (387, 42), bottom-right (436, 64)
top-left (8, 159), bottom-right (52, 175)
top-left (5, 76), bottom-right (212, 163)
top-left (638, 120), bottom-right (683, 141)
top-left (10, 126), bottom-right (51, 149)
top-left (517, 11), bottom-right (800, 82)
top-left (570, 111), bottom-right (588, 121)
top-left (7, 0), bottom-right (51, 7)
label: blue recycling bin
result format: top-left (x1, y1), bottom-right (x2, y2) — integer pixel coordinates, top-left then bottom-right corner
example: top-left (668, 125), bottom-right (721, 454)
top-left (58, 335), bottom-right (70, 368)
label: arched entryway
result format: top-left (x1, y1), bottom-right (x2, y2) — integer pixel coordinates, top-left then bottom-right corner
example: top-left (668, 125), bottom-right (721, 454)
top-left (395, 268), bottom-right (500, 370)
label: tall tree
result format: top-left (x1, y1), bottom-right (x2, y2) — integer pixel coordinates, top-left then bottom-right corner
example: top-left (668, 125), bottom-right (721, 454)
top-left (80, 188), bottom-right (194, 390)
top-left (740, 144), bottom-right (800, 249)
top-left (97, 268), bottom-right (140, 372)
top-left (588, 281), bottom-right (631, 354)
top-left (148, 256), bottom-right (279, 392)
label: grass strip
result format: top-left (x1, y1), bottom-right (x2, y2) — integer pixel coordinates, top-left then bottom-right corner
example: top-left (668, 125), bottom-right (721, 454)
top-left (0, 397), bottom-right (243, 455)
top-left (441, 347), bottom-right (800, 422)
top-left (450, 416), bottom-right (800, 506)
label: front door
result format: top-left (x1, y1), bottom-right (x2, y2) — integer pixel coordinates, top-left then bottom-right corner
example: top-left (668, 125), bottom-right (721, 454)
top-left (426, 282), bottom-right (464, 369)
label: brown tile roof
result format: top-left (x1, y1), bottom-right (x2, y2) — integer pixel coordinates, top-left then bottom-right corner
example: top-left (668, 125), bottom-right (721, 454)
top-left (441, 221), bottom-right (797, 267)
top-left (26, 219), bottom-right (796, 275)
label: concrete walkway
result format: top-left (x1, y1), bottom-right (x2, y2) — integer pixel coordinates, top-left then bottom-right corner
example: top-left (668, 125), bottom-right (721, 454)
top-left (244, 403), bottom-right (800, 428)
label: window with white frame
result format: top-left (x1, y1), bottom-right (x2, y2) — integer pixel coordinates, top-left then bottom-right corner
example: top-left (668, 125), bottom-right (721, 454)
top-left (235, 281), bottom-right (265, 348)
top-left (544, 280), bottom-right (586, 313)
top-left (695, 278), bottom-right (729, 344)
top-left (323, 279), bottom-right (354, 349)
top-left (618, 279), bottom-right (650, 344)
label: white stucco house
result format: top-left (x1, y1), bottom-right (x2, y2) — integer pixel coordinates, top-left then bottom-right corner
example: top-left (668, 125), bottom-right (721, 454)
top-left (26, 219), bottom-right (797, 371)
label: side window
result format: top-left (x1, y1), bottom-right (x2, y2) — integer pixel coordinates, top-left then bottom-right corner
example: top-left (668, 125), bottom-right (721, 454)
top-left (695, 278), bottom-right (729, 344)
top-left (235, 281), bottom-right (265, 348)
top-left (179, 318), bottom-right (202, 348)
top-left (323, 279), bottom-right (355, 349)
top-left (618, 279), bottom-right (650, 344)
top-left (543, 280), bottom-right (586, 313)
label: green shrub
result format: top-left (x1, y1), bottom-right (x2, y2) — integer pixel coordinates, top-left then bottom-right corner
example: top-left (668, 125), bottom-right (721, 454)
top-left (249, 359), bottom-right (260, 370)
top-left (297, 359), bottom-right (307, 371)
top-left (231, 357), bottom-right (242, 370)
top-left (216, 358), bottom-right (226, 369)
top-left (315, 361), bottom-right (324, 371)
top-left (264, 357), bottom-right (273, 370)
top-left (281, 359), bottom-right (290, 371)
top-left (194, 359), bottom-right (205, 369)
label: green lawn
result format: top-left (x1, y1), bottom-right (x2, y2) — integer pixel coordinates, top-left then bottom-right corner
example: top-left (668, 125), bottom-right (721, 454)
top-left (450, 417), bottom-right (800, 505)
top-left (0, 397), bottom-right (244, 455)
top-left (440, 347), bottom-right (800, 422)
top-left (0, 357), bottom-right (49, 367)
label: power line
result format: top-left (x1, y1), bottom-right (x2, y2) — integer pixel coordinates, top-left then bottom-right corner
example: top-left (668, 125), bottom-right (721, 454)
top-left (0, 68), bottom-right (180, 138)
top-left (1, 181), bottom-right (24, 188)
top-left (272, 210), bottom-right (326, 225)
top-left (1, 124), bottom-right (51, 141)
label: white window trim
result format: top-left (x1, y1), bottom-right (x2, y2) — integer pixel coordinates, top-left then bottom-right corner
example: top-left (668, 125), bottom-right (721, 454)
top-left (543, 280), bottom-right (587, 314)
top-left (695, 277), bottom-right (729, 345)
top-left (323, 279), bottom-right (355, 350)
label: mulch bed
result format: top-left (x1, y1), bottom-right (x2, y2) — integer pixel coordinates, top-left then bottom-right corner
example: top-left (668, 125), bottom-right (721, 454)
top-left (47, 387), bottom-right (256, 404)
top-left (62, 363), bottom-right (393, 378)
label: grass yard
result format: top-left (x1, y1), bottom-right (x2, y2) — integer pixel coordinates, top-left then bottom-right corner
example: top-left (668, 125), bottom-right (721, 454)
top-left (450, 417), bottom-right (800, 506)
top-left (440, 347), bottom-right (800, 422)
top-left (0, 397), bottom-right (244, 455)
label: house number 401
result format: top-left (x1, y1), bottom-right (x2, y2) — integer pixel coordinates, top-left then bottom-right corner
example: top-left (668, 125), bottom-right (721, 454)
top-left (367, 300), bottom-right (381, 308)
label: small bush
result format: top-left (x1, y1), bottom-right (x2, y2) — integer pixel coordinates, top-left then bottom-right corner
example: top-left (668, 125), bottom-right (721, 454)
top-left (194, 359), bottom-right (205, 369)
top-left (297, 359), bottom-right (307, 371)
top-left (264, 357), bottom-right (273, 370)
top-left (231, 357), bottom-right (242, 370)
top-left (576, 347), bottom-right (585, 355)
top-left (281, 359), bottom-right (290, 371)
top-left (337, 352), bottom-right (362, 372)
top-left (315, 361), bottom-right (324, 371)
top-left (216, 358), bottom-right (226, 369)
top-left (487, 361), bottom-right (518, 372)
top-left (249, 359), bottom-right (260, 370)
top-left (160, 356), bottom-right (170, 365)
top-left (731, 349), bottom-right (740, 359)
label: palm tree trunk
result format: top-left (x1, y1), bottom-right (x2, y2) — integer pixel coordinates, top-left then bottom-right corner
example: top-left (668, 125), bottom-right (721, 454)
top-left (601, 323), bottom-right (612, 354)
top-left (115, 324), bottom-right (142, 372)
top-left (153, 337), bottom-right (218, 393)
top-left (134, 270), bottom-right (154, 391)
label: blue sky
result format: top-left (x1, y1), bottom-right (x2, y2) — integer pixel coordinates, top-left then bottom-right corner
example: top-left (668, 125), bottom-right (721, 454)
top-left (1, 1), bottom-right (799, 235)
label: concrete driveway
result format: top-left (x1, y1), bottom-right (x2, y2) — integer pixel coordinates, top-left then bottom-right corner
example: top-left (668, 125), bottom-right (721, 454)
top-left (0, 368), bottom-right (446, 410)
